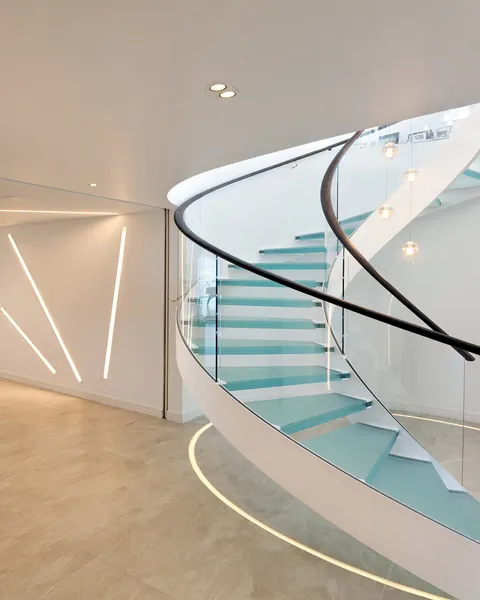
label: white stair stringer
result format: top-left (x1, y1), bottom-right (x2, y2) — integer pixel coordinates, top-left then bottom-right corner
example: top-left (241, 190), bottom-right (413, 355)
top-left (177, 329), bottom-right (480, 600)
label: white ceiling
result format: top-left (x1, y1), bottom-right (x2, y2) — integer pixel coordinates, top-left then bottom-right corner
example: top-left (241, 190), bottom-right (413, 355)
top-left (1, 1), bottom-right (480, 209)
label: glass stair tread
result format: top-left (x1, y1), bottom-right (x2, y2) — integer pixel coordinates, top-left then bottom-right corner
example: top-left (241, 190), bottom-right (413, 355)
top-left (187, 316), bottom-right (325, 330)
top-left (259, 246), bottom-right (326, 255)
top-left (193, 339), bottom-right (332, 355)
top-left (339, 210), bottom-right (373, 226)
top-left (215, 365), bottom-right (349, 391)
top-left (218, 278), bottom-right (323, 288)
top-left (247, 393), bottom-right (372, 434)
top-left (369, 455), bottom-right (480, 542)
top-left (217, 296), bottom-right (316, 308)
top-left (229, 261), bottom-right (328, 271)
top-left (295, 232), bottom-right (326, 241)
top-left (303, 423), bottom-right (398, 482)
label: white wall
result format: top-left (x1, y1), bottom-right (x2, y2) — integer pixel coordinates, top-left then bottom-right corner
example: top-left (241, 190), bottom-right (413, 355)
top-left (346, 194), bottom-right (480, 422)
top-left (0, 210), bottom-right (166, 417)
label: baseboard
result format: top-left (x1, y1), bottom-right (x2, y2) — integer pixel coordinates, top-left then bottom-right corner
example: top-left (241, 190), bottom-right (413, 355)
top-left (0, 371), bottom-right (164, 419)
top-left (166, 407), bottom-right (203, 423)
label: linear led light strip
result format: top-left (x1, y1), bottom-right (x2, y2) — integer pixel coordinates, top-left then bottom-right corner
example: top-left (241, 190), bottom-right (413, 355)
top-left (0, 210), bottom-right (118, 215)
top-left (8, 233), bottom-right (82, 382)
top-left (1, 307), bottom-right (56, 374)
top-left (103, 227), bottom-right (127, 379)
top-left (189, 423), bottom-right (448, 600)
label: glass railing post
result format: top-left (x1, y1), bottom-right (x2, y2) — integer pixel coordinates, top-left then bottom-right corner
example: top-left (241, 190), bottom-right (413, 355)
top-left (215, 254), bottom-right (219, 382)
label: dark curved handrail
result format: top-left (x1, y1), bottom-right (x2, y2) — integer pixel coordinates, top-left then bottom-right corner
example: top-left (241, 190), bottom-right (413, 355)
top-left (320, 131), bottom-right (475, 362)
top-left (174, 140), bottom-right (480, 357)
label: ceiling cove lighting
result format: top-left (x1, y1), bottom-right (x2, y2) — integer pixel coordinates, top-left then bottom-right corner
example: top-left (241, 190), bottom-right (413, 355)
top-left (0, 210), bottom-right (118, 216)
top-left (103, 226), bottom-right (127, 379)
top-left (1, 307), bottom-right (56, 374)
top-left (209, 83), bottom-right (227, 92)
top-left (219, 90), bottom-right (236, 99)
top-left (8, 233), bottom-right (82, 382)
top-left (377, 204), bottom-right (394, 219)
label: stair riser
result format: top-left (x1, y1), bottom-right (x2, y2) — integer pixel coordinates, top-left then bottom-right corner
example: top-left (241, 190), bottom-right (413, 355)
top-left (219, 285), bottom-right (322, 299)
top-left (227, 269), bottom-right (326, 280)
top-left (218, 305), bottom-right (321, 319)
top-left (200, 353), bottom-right (329, 368)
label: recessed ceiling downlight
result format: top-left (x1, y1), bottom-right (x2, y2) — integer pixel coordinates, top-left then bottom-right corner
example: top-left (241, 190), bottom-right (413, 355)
top-left (209, 83), bottom-right (227, 92)
top-left (89, 183), bottom-right (97, 187)
top-left (219, 90), bottom-right (236, 99)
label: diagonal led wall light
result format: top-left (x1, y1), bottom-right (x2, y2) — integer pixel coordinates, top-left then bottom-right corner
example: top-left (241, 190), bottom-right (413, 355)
top-left (8, 233), bottom-right (82, 382)
top-left (1, 307), bottom-right (56, 374)
top-left (103, 227), bottom-right (127, 379)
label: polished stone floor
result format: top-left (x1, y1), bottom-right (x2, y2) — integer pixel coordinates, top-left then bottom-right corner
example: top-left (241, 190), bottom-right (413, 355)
top-left (0, 379), bottom-right (455, 599)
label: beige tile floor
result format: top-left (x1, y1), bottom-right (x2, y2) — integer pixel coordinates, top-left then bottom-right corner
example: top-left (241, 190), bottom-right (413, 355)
top-left (0, 379), bottom-right (456, 599)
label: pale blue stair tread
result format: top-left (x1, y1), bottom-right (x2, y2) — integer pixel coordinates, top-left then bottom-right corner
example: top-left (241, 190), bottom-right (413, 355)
top-left (296, 231), bottom-right (326, 241)
top-left (464, 168), bottom-right (480, 180)
top-left (194, 339), bottom-right (332, 355)
top-left (339, 210), bottom-right (373, 225)
top-left (216, 365), bottom-right (349, 391)
top-left (188, 316), bottom-right (325, 330)
top-left (218, 278), bottom-right (323, 288)
top-left (303, 423), bottom-right (398, 482)
top-left (247, 393), bottom-right (372, 434)
top-left (369, 455), bottom-right (480, 542)
top-left (217, 296), bottom-right (316, 308)
top-left (229, 261), bottom-right (328, 271)
top-left (259, 245), bottom-right (326, 255)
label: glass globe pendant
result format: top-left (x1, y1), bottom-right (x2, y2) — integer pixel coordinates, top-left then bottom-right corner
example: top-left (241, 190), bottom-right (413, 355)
top-left (382, 142), bottom-right (398, 159)
top-left (378, 204), bottom-right (394, 219)
top-left (404, 168), bottom-right (419, 183)
top-left (402, 241), bottom-right (419, 256)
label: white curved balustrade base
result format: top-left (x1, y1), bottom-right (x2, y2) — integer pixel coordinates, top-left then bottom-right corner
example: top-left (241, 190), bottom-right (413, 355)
top-left (177, 328), bottom-right (480, 600)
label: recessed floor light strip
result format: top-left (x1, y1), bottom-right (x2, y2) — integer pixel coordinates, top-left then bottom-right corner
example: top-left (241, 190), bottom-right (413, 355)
top-left (393, 413), bottom-right (480, 432)
top-left (0, 210), bottom-right (118, 215)
top-left (103, 226), bottom-right (127, 379)
top-left (1, 307), bottom-right (56, 374)
top-left (8, 233), bottom-right (82, 382)
top-left (189, 423), bottom-right (447, 600)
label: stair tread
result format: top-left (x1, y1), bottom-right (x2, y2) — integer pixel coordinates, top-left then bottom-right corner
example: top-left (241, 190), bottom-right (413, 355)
top-left (260, 245), bottom-right (326, 255)
top-left (188, 316), bottom-right (325, 329)
top-left (229, 261), bottom-right (328, 271)
top-left (370, 455), bottom-right (480, 541)
top-left (217, 296), bottom-right (316, 308)
top-left (303, 422), bottom-right (398, 481)
top-left (247, 393), bottom-right (371, 434)
top-left (218, 278), bottom-right (323, 288)
top-left (216, 365), bottom-right (348, 391)
top-left (193, 339), bottom-right (331, 355)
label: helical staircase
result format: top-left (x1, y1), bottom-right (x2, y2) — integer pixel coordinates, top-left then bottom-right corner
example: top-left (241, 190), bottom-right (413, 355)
top-left (173, 104), bottom-right (480, 600)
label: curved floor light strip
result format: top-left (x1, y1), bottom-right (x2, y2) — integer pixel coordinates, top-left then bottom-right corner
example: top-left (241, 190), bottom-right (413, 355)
top-left (103, 226), bottom-right (127, 379)
top-left (393, 413), bottom-right (480, 432)
top-left (1, 307), bottom-right (56, 374)
top-left (189, 423), bottom-right (447, 600)
top-left (8, 233), bottom-right (82, 382)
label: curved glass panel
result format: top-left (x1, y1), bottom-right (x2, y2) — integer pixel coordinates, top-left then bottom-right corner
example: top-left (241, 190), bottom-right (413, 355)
top-left (176, 102), bottom-right (480, 598)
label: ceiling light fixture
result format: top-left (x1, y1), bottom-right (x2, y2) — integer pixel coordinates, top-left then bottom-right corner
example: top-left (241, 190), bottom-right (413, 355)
top-left (382, 143), bottom-right (398, 159)
top-left (89, 183), bottom-right (97, 187)
top-left (377, 204), bottom-right (394, 219)
top-left (209, 83), bottom-right (227, 92)
top-left (402, 241), bottom-right (419, 256)
top-left (219, 90), bottom-right (236, 99)
top-left (404, 168), bottom-right (419, 183)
